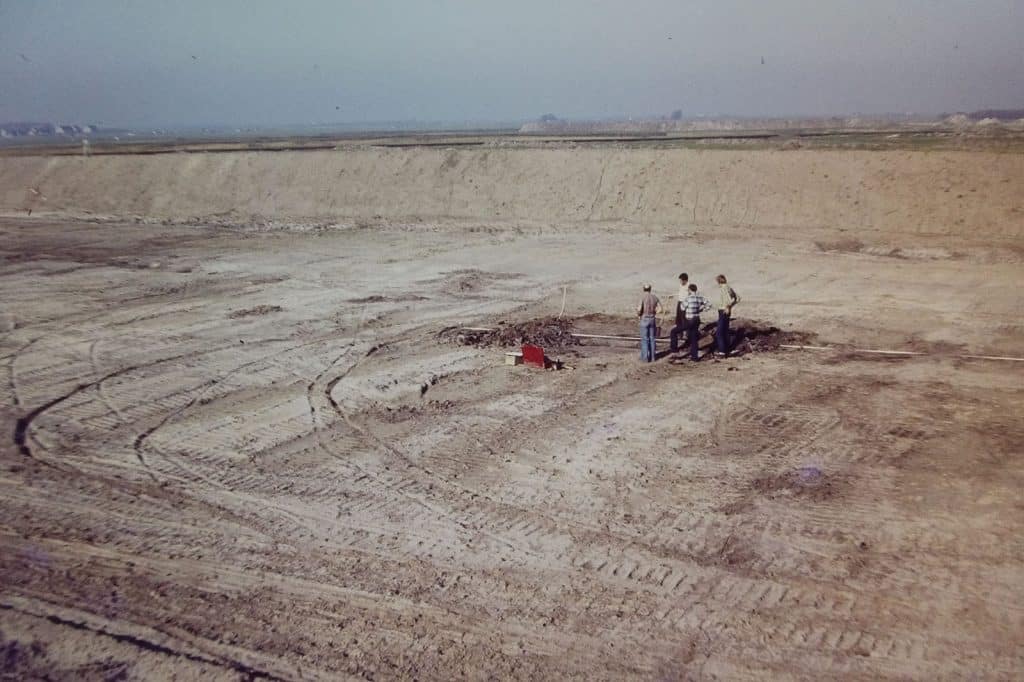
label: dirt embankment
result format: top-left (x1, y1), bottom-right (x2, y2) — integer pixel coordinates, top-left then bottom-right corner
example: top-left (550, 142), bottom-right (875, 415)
top-left (1, 147), bottom-right (1021, 238)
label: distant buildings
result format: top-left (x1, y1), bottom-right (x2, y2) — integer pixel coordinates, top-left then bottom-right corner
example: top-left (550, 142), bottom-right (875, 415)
top-left (0, 122), bottom-right (96, 138)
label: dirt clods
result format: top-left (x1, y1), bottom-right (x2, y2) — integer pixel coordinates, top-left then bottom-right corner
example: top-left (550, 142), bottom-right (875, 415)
top-left (734, 319), bottom-right (818, 351)
top-left (752, 465), bottom-right (843, 501)
top-left (348, 294), bottom-right (428, 304)
top-left (441, 317), bottom-right (579, 350)
top-left (1, 637), bottom-right (50, 679)
top-left (227, 305), bottom-right (283, 319)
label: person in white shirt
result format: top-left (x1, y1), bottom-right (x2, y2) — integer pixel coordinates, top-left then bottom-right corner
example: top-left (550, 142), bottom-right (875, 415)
top-left (714, 274), bottom-right (741, 356)
top-left (669, 272), bottom-right (689, 353)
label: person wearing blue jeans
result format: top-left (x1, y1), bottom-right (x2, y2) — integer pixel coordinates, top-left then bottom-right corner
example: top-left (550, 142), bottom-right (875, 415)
top-left (714, 274), bottom-right (740, 356)
top-left (640, 315), bottom-right (657, 362)
top-left (636, 284), bottom-right (662, 362)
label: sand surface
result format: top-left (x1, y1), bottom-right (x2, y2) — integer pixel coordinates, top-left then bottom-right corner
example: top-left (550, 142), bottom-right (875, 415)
top-left (1, 143), bottom-right (1023, 679)
top-left (2, 145), bottom-right (1023, 239)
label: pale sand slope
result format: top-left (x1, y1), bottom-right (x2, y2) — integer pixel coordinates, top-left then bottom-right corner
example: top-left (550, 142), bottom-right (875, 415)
top-left (2, 147), bottom-right (1023, 238)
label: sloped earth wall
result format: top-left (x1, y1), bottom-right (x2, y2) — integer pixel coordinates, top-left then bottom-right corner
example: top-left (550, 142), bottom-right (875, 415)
top-left (2, 147), bottom-right (1022, 238)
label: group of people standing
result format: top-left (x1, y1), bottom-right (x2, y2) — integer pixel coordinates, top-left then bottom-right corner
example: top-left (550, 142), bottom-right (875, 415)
top-left (636, 273), bottom-right (740, 362)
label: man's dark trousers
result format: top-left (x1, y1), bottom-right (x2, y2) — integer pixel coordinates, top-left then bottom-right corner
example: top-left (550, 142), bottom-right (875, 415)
top-left (716, 310), bottom-right (731, 354)
top-left (669, 320), bottom-right (686, 353)
top-left (687, 316), bottom-right (701, 360)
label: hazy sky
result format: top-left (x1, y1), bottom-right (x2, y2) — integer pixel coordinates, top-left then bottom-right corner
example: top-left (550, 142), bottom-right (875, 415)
top-left (1, 0), bottom-right (1021, 127)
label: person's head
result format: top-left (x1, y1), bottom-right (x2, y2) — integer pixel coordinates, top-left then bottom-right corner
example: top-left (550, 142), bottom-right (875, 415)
top-left (678, 272), bottom-right (688, 283)
top-left (716, 274), bottom-right (727, 284)
top-left (688, 283), bottom-right (698, 292)
top-left (642, 283), bottom-right (652, 292)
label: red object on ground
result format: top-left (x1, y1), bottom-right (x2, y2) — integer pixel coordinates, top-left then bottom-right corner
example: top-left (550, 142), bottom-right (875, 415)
top-left (521, 344), bottom-right (546, 368)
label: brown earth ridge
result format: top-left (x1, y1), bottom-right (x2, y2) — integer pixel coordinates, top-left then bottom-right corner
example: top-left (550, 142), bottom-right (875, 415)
top-left (1, 146), bottom-right (1022, 239)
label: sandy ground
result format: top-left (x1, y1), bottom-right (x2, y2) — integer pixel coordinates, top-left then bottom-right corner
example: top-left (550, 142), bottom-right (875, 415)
top-left (0, 209), bottom-right (1022, 680)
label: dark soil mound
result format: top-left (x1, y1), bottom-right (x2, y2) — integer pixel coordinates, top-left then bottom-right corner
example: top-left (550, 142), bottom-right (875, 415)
top-left (733, 319), bottom-right (817, 351)
top-left (227, 305), bottom-right (283, 319)
top-left (440, 315), bottom-right (813, 355)
top-left (440, 317), bottom-right (579, 350)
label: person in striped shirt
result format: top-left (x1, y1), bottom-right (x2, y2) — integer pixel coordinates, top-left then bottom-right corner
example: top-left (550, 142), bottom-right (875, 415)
top-left (679, 283), bottom-right (714, 361)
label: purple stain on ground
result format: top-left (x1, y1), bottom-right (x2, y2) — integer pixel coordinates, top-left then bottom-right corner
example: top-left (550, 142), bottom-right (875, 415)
top-left (796, 466), bottom-right (823, 483)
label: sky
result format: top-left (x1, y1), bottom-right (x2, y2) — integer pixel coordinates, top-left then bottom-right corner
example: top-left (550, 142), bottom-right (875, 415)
top-left (1, 0), bottom-right (1022, 128)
